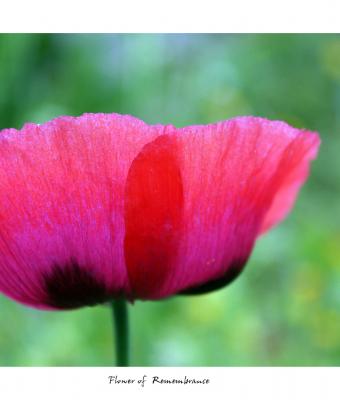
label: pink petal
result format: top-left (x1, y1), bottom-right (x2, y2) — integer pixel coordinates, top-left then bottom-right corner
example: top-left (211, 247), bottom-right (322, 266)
top-left (0, 113), bottom-right (163, 309)
top-left (259, 124), bottom-right (320, 233)
top-left (124, 117), bottom-right (320, 299)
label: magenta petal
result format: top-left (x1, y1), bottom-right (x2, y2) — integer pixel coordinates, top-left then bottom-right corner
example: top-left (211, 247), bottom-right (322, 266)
top-left (0, 113), bottom-right (163, 309)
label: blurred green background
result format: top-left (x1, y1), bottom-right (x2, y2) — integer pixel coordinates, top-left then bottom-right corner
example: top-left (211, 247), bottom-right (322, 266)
top-left (0, 34), bottom-right (339, 366)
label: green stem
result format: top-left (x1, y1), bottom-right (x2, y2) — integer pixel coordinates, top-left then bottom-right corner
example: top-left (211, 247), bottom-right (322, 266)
top-left (111, 299), bottom-right (129, 366)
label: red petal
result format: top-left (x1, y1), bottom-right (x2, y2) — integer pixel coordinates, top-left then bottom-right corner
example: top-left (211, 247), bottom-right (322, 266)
top-left (124, 134), bottom-right (184, 298)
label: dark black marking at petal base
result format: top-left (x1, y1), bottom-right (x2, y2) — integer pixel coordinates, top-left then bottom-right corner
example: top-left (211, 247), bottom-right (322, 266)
top-left (43, 259), bottom-right (110, 309)
top-left (180, 258), bottom-right (248, 295)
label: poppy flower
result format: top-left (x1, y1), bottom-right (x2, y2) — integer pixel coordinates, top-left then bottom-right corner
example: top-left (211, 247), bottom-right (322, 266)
top-left (0, 113), bottom-right (320, 310)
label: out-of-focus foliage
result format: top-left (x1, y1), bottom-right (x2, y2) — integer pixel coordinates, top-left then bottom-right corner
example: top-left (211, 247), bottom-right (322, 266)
top-left (0, 34), bottom-right (339, 366)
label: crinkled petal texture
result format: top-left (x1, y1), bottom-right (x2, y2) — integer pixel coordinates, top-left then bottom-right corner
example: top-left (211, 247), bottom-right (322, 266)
top-left (124, 118), bottom-right (320, 298)
top-left (0, 114), bottom-right (320, 309)
top-left (0, 114), bottom-right (164, 309)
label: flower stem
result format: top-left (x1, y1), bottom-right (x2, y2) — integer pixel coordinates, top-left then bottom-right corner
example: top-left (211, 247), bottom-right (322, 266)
top-left (111, 299), bottom-right (129, 366)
